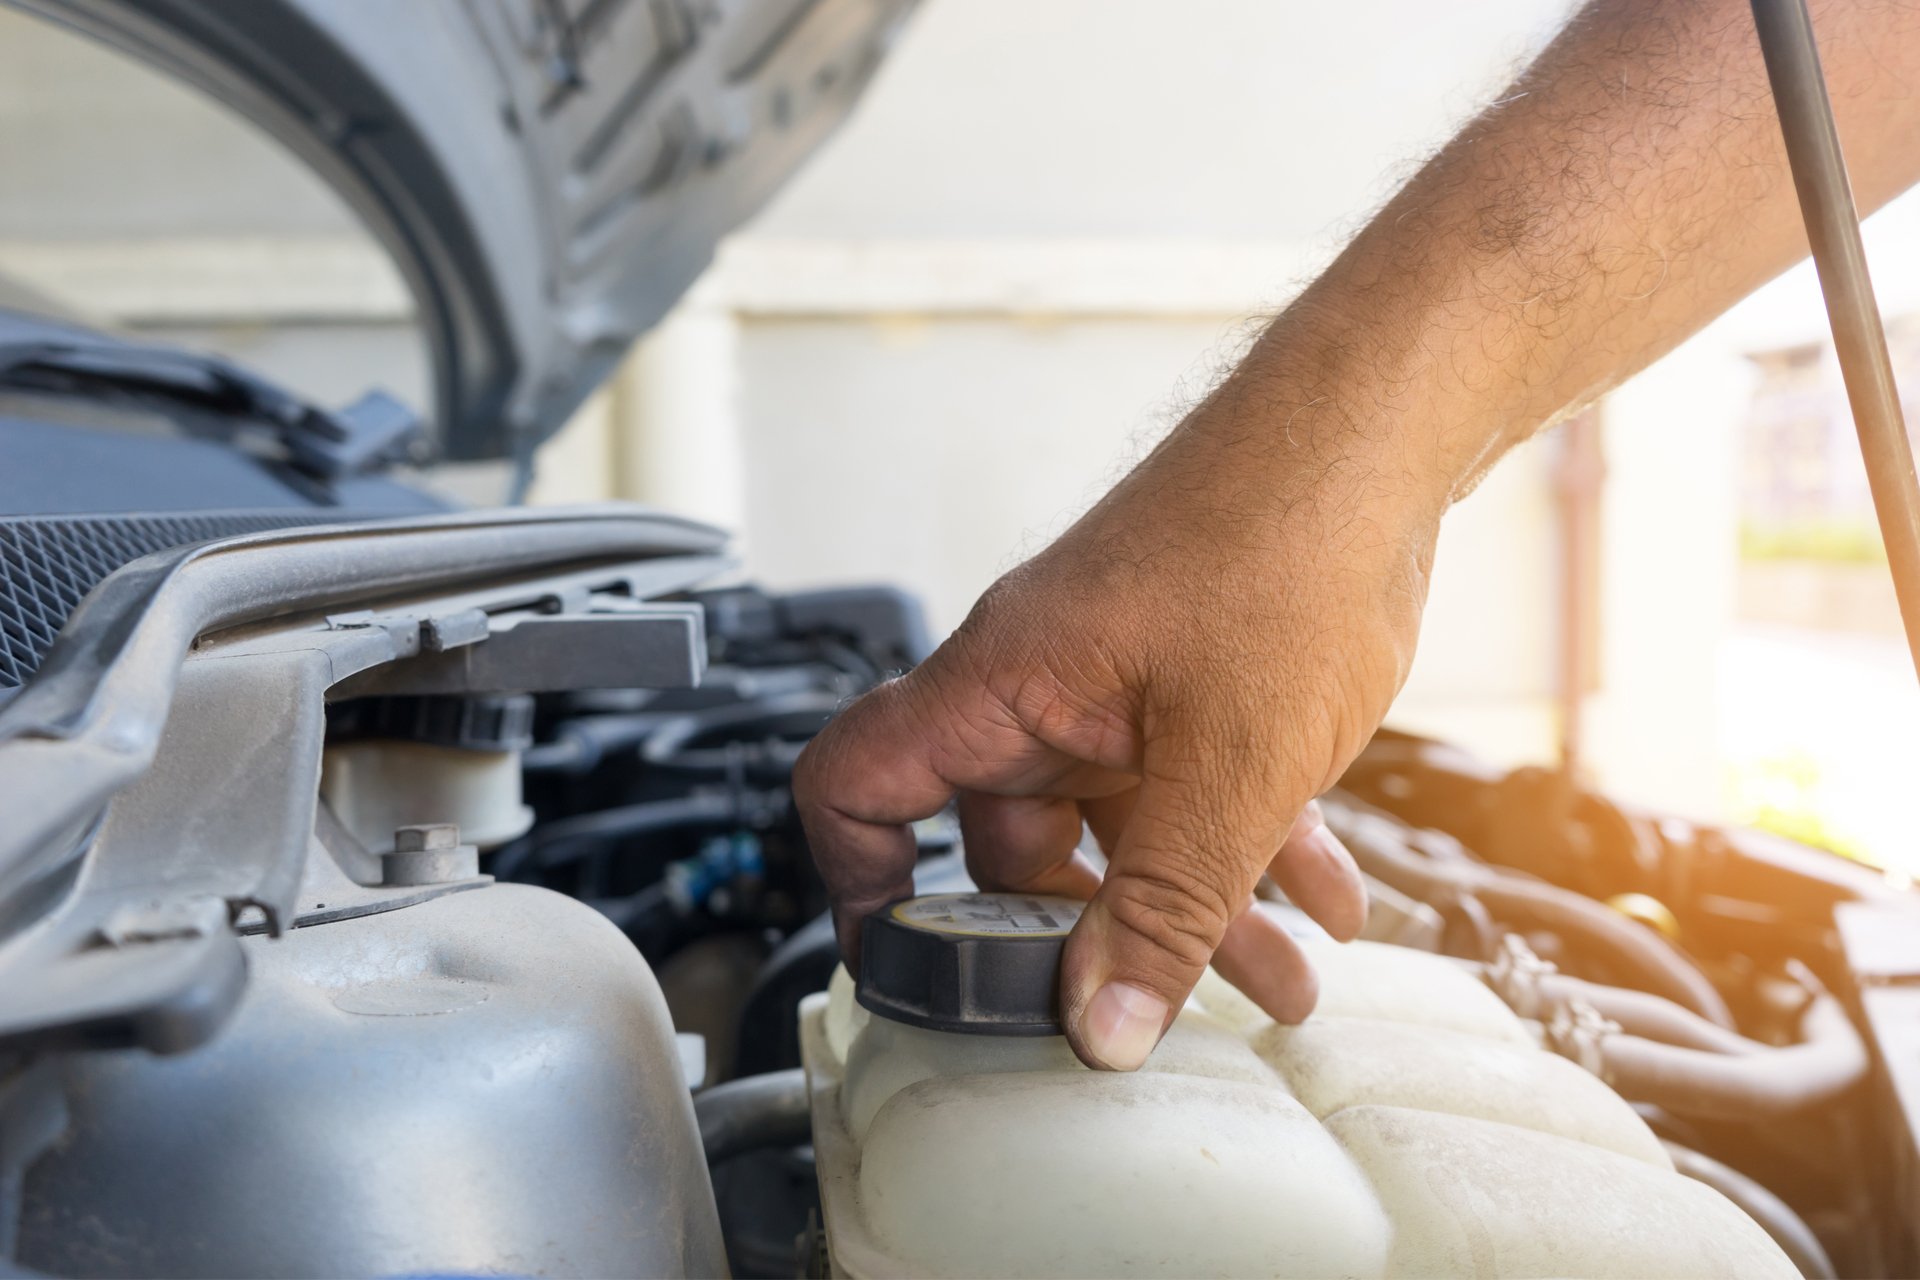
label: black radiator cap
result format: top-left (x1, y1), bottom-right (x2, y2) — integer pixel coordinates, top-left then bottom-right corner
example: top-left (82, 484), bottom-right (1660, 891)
top-left (856, 893), bottom-right (1085, 1036)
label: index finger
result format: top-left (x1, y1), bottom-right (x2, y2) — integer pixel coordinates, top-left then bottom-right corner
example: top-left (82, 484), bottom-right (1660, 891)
top-left (792, 678), bottom-right (956, 971)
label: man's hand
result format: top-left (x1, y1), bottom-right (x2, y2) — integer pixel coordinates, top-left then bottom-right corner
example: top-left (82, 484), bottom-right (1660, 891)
top-left (794, 350), bottom-right (1446, 1068)
top-left (796, 0), bottom-right (1920, 1071)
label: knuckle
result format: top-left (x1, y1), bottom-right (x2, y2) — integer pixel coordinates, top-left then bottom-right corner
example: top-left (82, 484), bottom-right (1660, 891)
top-left (1102, 865), bottom-right (1235, 972)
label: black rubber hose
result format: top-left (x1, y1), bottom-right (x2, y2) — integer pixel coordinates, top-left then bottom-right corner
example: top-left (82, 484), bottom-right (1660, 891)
top-left (1663, 1140), bottom-right (1837, 1279)
top-left (1473, 874), bottom-right (1735, 1029)
top-left (1537, 973), bottom-right (1757, 1057)
top-left (522, 712), bottom-right (674, 774)
top-left (490, 792), bottom-right (755, 881)
top-left (640, 692), bottom-right (842, 771)
top-left (1601, 994), bottom-right (1867, 1121)
top-left (734, 911), bottom-right (840, 1076)
top-left (1325, 799), bottom-right (1736, 1028)
top-left (694, 1067), bottom-right (811, 1165)
top-left (585, 882), bottom-right (670, 930)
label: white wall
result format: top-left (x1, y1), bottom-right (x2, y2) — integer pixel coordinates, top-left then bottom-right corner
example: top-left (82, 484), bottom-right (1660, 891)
top-left (1387, 435), bottom-right (1561, 769)
top-left (0, 9), bottom-right (355, 239)
top-left (751, 0), bottom-right (1576, 239)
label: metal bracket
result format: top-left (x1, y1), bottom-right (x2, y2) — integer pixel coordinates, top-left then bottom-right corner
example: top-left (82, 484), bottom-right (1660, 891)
top-left (330, 603), bottom-right (707, 697)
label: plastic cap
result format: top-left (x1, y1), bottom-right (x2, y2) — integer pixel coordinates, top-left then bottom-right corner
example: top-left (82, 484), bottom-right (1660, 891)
top-left (856, 893), bottom-right (1084, 1036)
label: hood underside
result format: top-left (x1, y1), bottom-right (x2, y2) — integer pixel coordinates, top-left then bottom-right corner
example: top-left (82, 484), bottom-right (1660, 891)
top-left (17, 0), bottom-right (913, 461)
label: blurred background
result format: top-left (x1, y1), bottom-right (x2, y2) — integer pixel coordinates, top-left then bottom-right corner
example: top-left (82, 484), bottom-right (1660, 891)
top-left (3, 0), bottom-right (1916, 876)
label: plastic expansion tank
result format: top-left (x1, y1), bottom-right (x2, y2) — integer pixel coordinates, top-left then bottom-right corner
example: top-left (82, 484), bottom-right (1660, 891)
top-left (802, 892), bottom-right (1797, 1279)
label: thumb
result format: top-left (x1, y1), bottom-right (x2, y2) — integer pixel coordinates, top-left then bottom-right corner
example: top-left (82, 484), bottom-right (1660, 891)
top-left (1060, 745), bottom-right (1288, 1071)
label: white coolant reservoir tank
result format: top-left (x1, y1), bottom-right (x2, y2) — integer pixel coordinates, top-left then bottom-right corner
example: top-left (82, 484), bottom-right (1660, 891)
top-left (802, 895), bottom-right (1799, 1279)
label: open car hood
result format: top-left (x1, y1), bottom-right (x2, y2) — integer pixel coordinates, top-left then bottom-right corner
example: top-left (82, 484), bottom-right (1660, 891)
top-left (19, 0), bottom-right (913, 461)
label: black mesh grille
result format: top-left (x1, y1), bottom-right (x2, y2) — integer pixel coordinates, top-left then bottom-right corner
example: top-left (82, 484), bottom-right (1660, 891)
top-left (0, 511), bottom-right (335, 687)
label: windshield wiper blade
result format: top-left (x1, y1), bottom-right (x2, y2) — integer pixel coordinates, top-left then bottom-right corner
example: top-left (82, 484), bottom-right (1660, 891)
top-left (0, 336), bottom-right (424, 481)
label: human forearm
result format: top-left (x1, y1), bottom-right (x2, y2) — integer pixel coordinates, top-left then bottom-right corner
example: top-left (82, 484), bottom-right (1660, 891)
top-left (1174, 0), bottom-right (1920, 518)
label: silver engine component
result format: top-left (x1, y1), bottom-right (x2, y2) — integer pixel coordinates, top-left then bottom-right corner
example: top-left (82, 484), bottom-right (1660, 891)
top-left (19, 880), bottom-right (723, 1278)
top-left (0, 508), bottom-right (738, 1276)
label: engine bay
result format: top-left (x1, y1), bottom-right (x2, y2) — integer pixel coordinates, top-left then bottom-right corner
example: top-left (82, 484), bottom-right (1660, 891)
top-left (0, 505), bottom-right (1915, 1278)
top-left (4, 0), bottom-right (1918, 1272)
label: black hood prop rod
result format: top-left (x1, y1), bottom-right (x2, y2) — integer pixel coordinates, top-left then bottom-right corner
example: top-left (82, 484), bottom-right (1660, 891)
top-left (1751, 0), bottom-right (1920, 685)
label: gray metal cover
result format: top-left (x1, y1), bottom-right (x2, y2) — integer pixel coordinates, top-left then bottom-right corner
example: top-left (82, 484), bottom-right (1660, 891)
top-left (19, 882), bottom-right (726, 1278)
top-left (15, 0), bottom-right (916, 461)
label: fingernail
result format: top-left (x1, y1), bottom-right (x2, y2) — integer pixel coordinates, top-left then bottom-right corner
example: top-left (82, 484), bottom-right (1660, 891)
top-left (1080, 981), bottom-right (1169, 1071)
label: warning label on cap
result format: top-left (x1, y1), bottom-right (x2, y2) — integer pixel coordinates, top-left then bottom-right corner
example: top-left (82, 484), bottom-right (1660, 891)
top-left (894, 893), bottom-right (1084, 937)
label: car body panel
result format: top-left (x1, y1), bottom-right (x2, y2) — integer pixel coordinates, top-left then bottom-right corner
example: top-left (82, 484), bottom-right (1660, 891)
top-left (15, 0), bottom-right (915, 460)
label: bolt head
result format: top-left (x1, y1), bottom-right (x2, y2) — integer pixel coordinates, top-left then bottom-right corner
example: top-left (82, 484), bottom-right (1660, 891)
top-left (394, 823), bottom-right (460, 852)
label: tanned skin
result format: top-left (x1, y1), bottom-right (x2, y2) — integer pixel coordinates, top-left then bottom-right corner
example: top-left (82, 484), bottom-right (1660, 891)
top-left (793, 0), bottom-right (1920, 1071)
